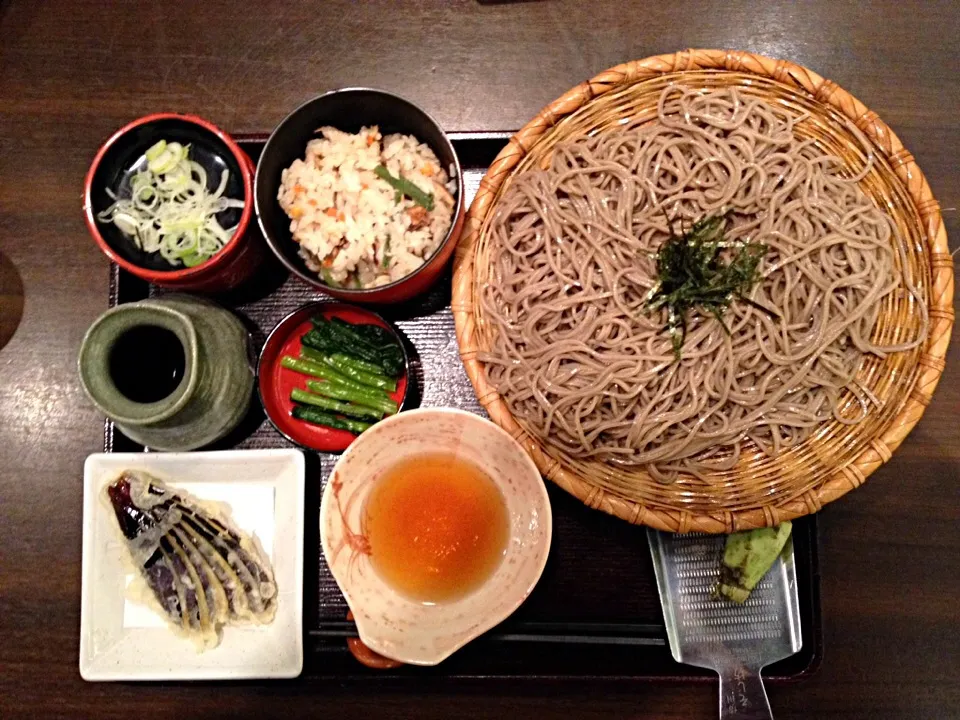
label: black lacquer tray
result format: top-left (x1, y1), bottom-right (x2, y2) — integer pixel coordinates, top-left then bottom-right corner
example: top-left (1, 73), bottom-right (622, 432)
top-left (104, 132), bottom-right (822, 683)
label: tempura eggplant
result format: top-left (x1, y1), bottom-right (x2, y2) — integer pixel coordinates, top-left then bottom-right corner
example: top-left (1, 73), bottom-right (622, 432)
top-left (106, 470), bottom-right (277, 650)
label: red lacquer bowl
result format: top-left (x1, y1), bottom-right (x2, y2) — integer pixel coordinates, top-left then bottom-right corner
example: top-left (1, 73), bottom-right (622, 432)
top-left (84, 113), bottom-right (263, 293)
top-left (258, 301), bottom-right (410, 452)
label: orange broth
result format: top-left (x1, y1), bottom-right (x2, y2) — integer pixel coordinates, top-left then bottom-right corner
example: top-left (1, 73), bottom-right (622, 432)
top-left (364, 453), bottom-right (509, 604)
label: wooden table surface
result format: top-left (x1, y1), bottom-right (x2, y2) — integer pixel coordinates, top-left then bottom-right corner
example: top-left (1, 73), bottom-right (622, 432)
top-left (1, 1), bottom-right (957, 718)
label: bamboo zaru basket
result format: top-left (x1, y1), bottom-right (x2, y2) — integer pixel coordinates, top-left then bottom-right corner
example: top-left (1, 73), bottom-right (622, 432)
top-left (452, 50), bottom-right (953, 533)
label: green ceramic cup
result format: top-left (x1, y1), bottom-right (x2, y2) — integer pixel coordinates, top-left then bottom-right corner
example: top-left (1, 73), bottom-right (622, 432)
top-left (78, 295), bottom-right (254, 451)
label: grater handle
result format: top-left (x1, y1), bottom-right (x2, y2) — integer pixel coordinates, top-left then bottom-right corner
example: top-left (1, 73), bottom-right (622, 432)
top-left (718, 663), bottom-right (773, 720)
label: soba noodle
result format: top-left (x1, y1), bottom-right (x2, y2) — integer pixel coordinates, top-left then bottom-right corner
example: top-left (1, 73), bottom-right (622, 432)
top-left (479, 86), bottom-right (928, 482)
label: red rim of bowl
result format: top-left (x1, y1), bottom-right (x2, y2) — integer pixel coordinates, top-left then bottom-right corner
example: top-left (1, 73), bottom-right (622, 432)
top-left (257, 301), bottom-right (411, 452)
top-left (254, 87), bottom-right (464, 297)
top-left (83, 112), bottom-right (255, 282)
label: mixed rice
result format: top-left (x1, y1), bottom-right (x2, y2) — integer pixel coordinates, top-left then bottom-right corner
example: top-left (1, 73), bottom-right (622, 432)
top-left (278, 126), bottom-right (456, 288)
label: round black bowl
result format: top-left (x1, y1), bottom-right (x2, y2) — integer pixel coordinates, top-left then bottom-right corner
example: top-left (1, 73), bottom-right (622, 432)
top-left (254, 88), bottom-right (464, 304)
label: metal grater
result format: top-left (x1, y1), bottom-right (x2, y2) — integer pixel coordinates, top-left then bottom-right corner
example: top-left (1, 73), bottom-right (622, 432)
top-left (648, 529), bottom-right (802, 720)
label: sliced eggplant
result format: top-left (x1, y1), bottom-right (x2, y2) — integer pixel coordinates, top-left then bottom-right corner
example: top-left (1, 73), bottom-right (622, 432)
top-left (176, 504), bottom-right (277, 623)
top-left (171, 526), bottom-right (230, 625)
top-left (104, 470), bottom-right (279, 649)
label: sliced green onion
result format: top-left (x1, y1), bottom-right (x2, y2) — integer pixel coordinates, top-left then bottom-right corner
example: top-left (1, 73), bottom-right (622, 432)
top-left (144, 140), bottom-right (167, 162)
top-left (112, 212), bottom-right (139, 236)
top-left (97, 139), bottom-right (244, 268)
top-left (148, 149), bottom-right (178, 174)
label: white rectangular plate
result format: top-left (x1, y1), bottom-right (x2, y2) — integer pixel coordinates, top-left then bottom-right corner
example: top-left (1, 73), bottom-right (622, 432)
top-left (80, 449), bottom-right (305, 681)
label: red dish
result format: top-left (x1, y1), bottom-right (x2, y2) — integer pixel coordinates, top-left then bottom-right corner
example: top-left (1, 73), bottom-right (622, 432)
top-left (258, 302), bottom-right (410, 452)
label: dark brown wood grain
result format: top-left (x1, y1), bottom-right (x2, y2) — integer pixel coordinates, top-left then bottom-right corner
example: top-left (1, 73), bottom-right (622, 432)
top-left (0, 1), bottom-right (957, 718)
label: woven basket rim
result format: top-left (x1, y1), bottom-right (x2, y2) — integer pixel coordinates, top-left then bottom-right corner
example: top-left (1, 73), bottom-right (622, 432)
top-left (452, 49), bottom-right (954, 533)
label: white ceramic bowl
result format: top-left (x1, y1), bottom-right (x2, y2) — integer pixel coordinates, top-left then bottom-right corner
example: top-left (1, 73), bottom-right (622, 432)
top-left (320, 408), bottom-right (552, 666)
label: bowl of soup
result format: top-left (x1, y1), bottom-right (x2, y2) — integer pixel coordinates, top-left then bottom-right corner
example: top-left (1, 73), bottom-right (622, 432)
top-left (320, 408), bottom-right (552, 666)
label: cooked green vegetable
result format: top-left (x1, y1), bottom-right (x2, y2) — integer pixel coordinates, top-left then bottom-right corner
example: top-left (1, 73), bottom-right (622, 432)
top-left (305, 316), bottom-right (405, 377)
top-left (280, 356), bottom-right (381, 394)
top-left (716, 522), bottom-right (793, 604)
top-left (382, 235), bottom-right (391, 268)
top-left (300, 347), bottom-right (386, 377)
top-left (645, 211), bottom-right (769, 360)
top-left (328, 317), bottom-right (405, 377)
top-left (290, 388), bottom-right (384, 420)
top-left (291, 405), bottom-right (372, 434)
top-left (298, 345), bottom-right (330, 366)
top-left (300, 326), bottom-right (338, 354)
top-left (334, 317), bottom-right (394, 348)
top-left (321, 267), bottom-right (339, 287)
top-left (302, 324), bottom-right (382, 368)
top-left (306, 379), bottom-right (398, 415)
top-left (326, 354), bottom-right (395, 391)
top-left (374, 165), bottom-right (435, 211)
top-left (327, 351), bottom-right (393, 384)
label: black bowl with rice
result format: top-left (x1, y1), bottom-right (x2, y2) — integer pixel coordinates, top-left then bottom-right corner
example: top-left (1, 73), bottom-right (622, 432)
top-left (254, 88), bottom-right (464, 304)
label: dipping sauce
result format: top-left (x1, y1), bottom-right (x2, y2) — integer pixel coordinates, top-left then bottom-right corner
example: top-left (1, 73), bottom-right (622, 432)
top-left (109, 325), bottom-right (185, 403)
top-left (364, 453), bottom-right (509, 604)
